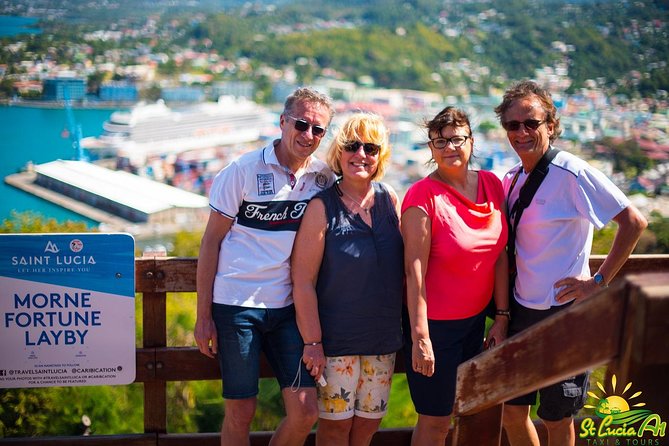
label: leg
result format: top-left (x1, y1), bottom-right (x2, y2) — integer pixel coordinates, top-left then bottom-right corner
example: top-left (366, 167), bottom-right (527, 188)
top-left (502, 404), bottom-right (540, 446)
top-left (316, 418), bottom-right (354, 446)
top-left (543, 416), bottom-right (575, 446)
top-left (536, 372), bottom-right (589, 446)
top-left (264, 306), bottom-right (320, 446)
top-left (269, 386), bottom-right (319, 446)
top-left (221, 397), bottom-right (256, 446)
top-left (348, 353), bottom-right (395, 445)
top-left (411, 414), bottom-right (451, 445)
top-left (212, 305), bottom-right (264, 445)
top-left (349, 416), bottom-right (382, 446)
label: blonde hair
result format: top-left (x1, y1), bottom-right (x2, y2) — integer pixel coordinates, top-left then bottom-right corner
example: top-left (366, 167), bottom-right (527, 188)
top-left (326, 113), bottom-right (391, 181)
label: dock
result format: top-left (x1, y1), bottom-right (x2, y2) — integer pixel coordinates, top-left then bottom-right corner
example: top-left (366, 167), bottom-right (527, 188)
top-left (4, 161), bottom-right (209, 237)
top-left (5, 170), bottom-right (136, 229)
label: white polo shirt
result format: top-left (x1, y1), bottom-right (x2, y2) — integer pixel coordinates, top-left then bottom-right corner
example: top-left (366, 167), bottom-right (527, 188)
top-left (503, 149), bottom-right (630, 310)
top-left (209, 141), bottom-right (334, 308)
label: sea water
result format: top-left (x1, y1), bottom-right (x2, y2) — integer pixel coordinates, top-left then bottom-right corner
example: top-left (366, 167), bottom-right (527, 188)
top-left (0, 105), bottom-right (115, 226)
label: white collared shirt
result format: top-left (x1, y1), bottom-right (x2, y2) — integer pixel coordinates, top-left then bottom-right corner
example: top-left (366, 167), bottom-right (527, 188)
top-left (503, 149), bottom-right (629, 309)
top-left (209, 141), bottom-right (334, 308)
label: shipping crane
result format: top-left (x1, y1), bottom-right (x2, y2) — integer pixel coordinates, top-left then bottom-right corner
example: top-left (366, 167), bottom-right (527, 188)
top-left (61, 85), bottom-right (86, 161)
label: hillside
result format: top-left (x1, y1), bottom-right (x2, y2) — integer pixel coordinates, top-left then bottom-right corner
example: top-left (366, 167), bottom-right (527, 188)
top-left (1, 0), bottom-right (667, 97)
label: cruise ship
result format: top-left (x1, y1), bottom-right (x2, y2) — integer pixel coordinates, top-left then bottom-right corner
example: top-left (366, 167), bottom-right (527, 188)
top-left (82, 96), bottom-right (272, 167)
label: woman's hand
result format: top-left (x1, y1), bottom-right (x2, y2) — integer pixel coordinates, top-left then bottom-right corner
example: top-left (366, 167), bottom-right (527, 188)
top-left (302, 343), bottom-right (326, 381)
top-left (412, 337), bottom-right (435, 377)
top-left (485, 317), bottom-right (508, 349)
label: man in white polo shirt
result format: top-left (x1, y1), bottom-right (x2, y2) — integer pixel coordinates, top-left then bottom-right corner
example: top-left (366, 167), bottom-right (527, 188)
top-left (195, 87), bottom-right (336, 446)
top-left (496, 80), bottom-right (647, 446)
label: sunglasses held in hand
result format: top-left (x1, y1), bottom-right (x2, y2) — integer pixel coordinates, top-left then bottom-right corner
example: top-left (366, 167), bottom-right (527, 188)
top-left (287, 115), bottom-right (327, 137)
top-left (501, 119), bottom-right (545, 131)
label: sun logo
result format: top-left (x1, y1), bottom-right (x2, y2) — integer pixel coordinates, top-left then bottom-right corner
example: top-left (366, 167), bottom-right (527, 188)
top-left (585, 374), bottom-right (651, 424)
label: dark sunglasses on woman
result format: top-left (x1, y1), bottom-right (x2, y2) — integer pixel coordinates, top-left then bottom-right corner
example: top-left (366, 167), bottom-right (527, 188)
top-left (343, 141), bottom-right (381, 156)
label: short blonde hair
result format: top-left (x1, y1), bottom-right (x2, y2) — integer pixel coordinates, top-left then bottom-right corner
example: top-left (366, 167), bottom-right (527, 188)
top-left (326, 113), bottom-right (391, 181)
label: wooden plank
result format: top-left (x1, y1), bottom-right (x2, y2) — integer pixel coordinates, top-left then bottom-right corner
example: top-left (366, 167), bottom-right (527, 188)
top-left (453, 404), bottom-right (502, 445)
top-left (589, 254), bottom-right (669, 275)
top-left (132, 348), bottom-right (407, 383)
top-left (136, 349), bottom-right (156, 382)
top-left (143, 291), bottom-right (166, 349)
top-left (133, 256), bottom-right (669, 296)
top-left (155, 428), bottom-right (415, 446)
top-left (607, 273), bottom-right (669, 421)
top-left (0, 435), bottom-right (156, 445)
top-left (135, 258), bottom-right (197, 293)
top-left (144, 381), bottom-right (167, 434)
top-left (454, 281), bottom-right (627, 416)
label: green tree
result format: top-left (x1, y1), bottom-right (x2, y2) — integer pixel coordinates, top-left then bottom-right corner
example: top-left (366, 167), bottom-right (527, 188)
top-left (0, 212), bottom-right (145, 437)
top-left (591, 138), bottom-right (654, 180)
top-left (0, 211), bottom-right (90, 234)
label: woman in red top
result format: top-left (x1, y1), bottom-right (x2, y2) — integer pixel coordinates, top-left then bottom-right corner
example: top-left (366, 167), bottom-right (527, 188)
top-left (401, 106), bottom-right (509, 445)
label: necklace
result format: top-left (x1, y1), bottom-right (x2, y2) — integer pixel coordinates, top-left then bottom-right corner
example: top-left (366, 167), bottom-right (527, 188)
top-left (338, 182), bottom-right (373, 214)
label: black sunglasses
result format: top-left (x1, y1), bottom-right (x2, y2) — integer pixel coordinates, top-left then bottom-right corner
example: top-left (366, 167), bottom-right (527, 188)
top-left (428, 135), bottom-right (470, 149)
top-left (287, 115), bottom-right (327, 137)
top-left (343, 140), bottom-right (381, 156)
top-left (502, 119), bottom-right (545, 131)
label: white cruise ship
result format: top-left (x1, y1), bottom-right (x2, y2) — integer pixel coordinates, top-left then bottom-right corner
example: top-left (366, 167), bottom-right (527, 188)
top-left (82, 96), bottom-right (272, 166)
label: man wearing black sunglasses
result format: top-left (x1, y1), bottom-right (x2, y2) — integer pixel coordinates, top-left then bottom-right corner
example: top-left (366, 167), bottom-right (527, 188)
top-left (495, 80), bottom-right (647, 446)
top-left (195, 87), bottom-right (336, 446)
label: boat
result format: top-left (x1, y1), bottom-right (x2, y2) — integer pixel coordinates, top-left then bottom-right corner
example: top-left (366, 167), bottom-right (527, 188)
top-left (81, 96), bottom-right (272, 167)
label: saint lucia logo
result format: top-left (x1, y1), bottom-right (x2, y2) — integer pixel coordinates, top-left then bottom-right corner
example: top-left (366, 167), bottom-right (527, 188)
top-left (44, 241), bottom-right (59, 254)
top-left (579, 375), bottom-right (666, 440)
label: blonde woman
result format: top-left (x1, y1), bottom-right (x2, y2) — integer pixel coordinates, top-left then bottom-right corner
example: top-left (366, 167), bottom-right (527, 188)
top-left (292, 113), bottom-right (403, 446)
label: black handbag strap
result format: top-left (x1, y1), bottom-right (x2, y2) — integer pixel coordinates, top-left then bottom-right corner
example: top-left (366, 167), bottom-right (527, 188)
top-left (507, 147), bottom-right (560, 273)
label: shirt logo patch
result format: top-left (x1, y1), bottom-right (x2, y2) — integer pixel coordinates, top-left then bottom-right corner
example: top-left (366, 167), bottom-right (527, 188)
top-left (257, 173), bottom-right (275, 196)
top-left (315, 172), bottom-right (329, 189)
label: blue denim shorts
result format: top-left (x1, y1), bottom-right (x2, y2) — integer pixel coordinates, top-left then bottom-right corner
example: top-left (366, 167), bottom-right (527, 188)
top-left (506, 300), bottom-right (590, 421)
top-left (212, 303), bottom-right (315, 399)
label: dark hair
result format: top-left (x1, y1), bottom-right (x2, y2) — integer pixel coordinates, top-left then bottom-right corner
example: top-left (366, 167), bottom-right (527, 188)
top-left (283, 87), bottom-right (335, 124)
top-left (494, 80), bottom-right (562, 143)
top-left (425, 106), bottom-right (472, 139)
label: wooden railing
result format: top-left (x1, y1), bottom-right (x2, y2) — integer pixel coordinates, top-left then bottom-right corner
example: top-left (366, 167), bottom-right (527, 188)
top-left (2, 255), bottom-right (668, 446)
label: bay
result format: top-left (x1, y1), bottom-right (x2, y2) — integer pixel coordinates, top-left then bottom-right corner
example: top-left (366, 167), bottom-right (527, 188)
top-left (0, 105), bottom-right (116, 226)
top-left (0, 16), bottom-right (41, 37)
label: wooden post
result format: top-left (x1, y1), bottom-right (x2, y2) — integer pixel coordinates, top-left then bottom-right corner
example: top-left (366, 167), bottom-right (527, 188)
top-left (138, 258), bottom-right (168, 435)
top-left (607, 272), bottom-right (669, 422)
top-left (452, 404), bottom-right (503, 445)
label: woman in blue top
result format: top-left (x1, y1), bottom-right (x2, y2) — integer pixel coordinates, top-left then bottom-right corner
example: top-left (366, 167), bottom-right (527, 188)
top-left (292, 113), bottom-right (404, 446)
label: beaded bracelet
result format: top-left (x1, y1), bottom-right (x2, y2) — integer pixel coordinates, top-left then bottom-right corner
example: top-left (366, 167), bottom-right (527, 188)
top-left (304, 341), bottom-right (322, 346)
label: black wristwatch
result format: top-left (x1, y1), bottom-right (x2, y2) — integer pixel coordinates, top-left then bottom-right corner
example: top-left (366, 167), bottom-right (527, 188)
top-left (495, 309), bottom-right (511, 320)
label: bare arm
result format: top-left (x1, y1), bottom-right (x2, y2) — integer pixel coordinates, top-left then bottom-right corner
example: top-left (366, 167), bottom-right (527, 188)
top-left (401, 206), bottom-right (434, 376)
top-left (291, 198), bottom-right (327, 380)
top-left (194, 210), bottom-right (233, 358)
top-left (486, 200), bottom-right (510, 347)
top-left (486, 250), bottom-right (509, 347)
top-left (555, 204), bottom-right (648, 303)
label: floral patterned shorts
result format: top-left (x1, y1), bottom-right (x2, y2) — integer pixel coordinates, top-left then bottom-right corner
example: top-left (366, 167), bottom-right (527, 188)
top-left (317, 353), bottom-right (396, 420)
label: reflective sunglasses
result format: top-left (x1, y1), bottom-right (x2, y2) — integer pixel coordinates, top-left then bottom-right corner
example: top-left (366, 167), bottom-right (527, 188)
top-left (287, 115), bottom-right (327, 137)
top-left (428, 135), bottom-right (470, 149)
top-left (343, 140), bottom-right (381, 156)
top-left (501, 119), bottom-right (545, 131)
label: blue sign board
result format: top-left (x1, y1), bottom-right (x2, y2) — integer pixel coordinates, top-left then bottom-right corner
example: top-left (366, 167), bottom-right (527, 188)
top-left (0, 233), bottom-right (135, 388)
